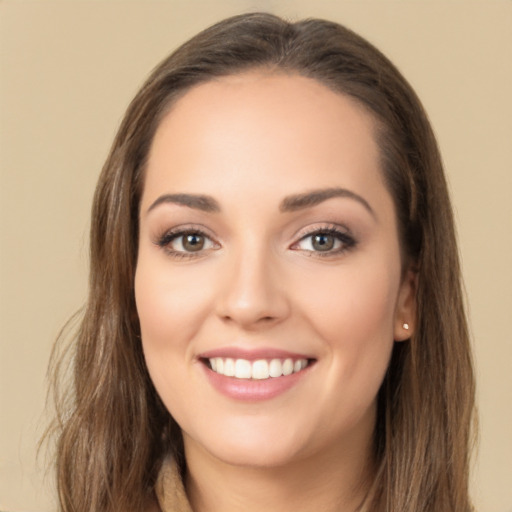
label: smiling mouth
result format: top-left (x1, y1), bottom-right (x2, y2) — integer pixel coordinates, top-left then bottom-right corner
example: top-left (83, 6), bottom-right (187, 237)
top-left (202, 357), bottom-right (315, 380)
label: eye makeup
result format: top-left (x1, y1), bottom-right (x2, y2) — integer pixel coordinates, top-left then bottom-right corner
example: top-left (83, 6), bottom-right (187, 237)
top-left (153, 220), bottom-right (358, 261)
top-left (153, 224), bottom-right (220, 260)
top-left (290, 222), bottom-right (357, 258)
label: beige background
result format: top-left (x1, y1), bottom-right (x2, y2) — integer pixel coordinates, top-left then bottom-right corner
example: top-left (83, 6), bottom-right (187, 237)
top-left (1, 1), bottom-right (511, 510)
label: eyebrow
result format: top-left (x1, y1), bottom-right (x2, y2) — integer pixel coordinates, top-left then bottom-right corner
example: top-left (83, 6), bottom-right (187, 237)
top-left (146, 187), bottom-right (375, 218)
top-left (279, 187), bottom-right (375, 218)
top-left (147, 193), bottom-right (221, 214)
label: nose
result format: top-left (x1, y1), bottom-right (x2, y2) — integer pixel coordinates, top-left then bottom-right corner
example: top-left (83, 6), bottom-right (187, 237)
top-left (215, 245), bottom-right (290, 330)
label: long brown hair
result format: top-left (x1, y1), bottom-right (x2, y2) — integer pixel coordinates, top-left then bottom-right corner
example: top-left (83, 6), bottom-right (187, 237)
top-left (48, 12), bottom-right (476, 511)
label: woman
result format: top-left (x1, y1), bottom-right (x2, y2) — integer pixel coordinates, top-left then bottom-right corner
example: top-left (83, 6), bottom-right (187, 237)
top-left (49, 12), bottom-right (476, 512)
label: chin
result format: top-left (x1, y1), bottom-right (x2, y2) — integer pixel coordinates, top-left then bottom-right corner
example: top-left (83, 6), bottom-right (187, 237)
top-left (208, 440), bottom-right (304, 469)
top-left (184, 419), bottom-right (312, 469)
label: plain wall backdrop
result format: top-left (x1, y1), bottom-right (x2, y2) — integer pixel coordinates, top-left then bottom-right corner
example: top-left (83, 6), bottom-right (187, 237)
top-left (1, 1), bottom-right (511, 510)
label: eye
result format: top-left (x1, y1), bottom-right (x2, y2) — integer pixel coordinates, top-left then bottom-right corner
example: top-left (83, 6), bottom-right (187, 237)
top-left (292, 228), bottom-right (356, 255)
top-left (172, 233), bottom-right (212, 252)
top-left (156, 228), bottom-right (218, 257)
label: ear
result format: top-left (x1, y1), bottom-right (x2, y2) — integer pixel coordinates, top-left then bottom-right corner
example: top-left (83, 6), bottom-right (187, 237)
top-left (394, 267), bottom-right (418, 342)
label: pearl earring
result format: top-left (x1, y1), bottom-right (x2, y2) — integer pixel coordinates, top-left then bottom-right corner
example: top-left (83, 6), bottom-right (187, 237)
top-left (403, 323), bottom-right (409, 330)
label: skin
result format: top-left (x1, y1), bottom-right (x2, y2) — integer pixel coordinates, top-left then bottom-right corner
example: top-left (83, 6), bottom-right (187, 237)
top-left (135, 71), bottom-right (416, 512)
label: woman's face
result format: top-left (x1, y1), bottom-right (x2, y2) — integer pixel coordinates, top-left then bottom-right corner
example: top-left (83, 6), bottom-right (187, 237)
top-left (135, 72), bottom-right (415, 468)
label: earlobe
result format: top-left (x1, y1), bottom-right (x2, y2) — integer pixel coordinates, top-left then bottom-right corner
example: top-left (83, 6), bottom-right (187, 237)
top-left (394, 268), bottom-right (418, 342)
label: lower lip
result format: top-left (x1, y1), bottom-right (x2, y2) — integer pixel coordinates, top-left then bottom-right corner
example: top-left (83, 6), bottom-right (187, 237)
top-left (201, 363), bottom-right (312, 401)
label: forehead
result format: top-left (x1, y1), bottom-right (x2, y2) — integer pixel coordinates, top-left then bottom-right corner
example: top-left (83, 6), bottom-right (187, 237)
top-left (143, 71), bottom-right (386, 208)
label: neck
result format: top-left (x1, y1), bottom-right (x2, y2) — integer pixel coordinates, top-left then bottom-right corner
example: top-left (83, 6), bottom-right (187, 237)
top-left (183, 434), bottom-right (374, 512)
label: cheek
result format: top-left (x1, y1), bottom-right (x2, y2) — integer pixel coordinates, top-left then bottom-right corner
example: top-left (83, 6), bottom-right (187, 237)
top-left (294, 259), bottom-right (399, 408)
top-left (134, 256), bottom-right (214, 397)
top-left (298, 262), bottom-right (398, 344)
top-left (135, 257), bottom-right (210, 345)
top-left (134, 258), bottom-right (218, 429)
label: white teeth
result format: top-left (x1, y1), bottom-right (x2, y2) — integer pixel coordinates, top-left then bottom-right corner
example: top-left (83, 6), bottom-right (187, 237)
top-left (224, 358), bottom-right (235, 377)
top-left (282, 358), bottom-right (294, 376)
top-left (252, 360), bottom-right (269, 380)
top-left (208, 357), bottom-right (309, 380)
top-left (269, 359), bottom-right (283, 378)
top-left (235, 359), bottom-right (252, 379)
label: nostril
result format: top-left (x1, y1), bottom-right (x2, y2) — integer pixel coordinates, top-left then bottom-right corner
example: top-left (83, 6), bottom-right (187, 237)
top-left (219, 313), bottom-right (278, 325)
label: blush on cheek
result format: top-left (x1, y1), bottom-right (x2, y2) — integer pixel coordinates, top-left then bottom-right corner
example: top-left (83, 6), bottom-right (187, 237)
top-left (302, 265), bottom-right (397, 406)
top-left (136, 264), bottom-right (198, 343)
top-left (303, 268), bottom-right (396, 343)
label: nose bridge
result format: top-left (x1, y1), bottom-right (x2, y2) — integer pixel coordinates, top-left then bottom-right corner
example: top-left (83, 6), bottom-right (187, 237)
top-left (217, 235), bottom-right (288, 327)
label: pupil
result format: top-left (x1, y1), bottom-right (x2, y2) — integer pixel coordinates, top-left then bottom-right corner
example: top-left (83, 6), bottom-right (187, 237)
top-left (184, 234), bottom-right (204, 251)
top-left (313, 234), bottom-right (334, 251)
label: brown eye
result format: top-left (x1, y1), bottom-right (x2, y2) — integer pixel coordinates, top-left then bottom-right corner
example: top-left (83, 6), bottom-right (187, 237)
top-left (293, 228), bottom-right (356, 256)
top-left (182, 234), bottom-right (205, 252)
top-left (157, 230), bottom-right (217, 255)
top-left (311, 234), bottom-right (335, 251)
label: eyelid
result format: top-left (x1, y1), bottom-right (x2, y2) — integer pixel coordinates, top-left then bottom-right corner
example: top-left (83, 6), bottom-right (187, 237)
top-left (290, 223), bottom-right (357, 256)
top-left (154, 224), bottom-right (221, 258)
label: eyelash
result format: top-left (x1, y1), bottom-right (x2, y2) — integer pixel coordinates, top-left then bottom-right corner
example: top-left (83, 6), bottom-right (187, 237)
top-left (155, 225), bottom-right (357, 259)
top-left (291, 226), bottom-right (357, 257)
top-left (155, 226), bottom-right (218, 260)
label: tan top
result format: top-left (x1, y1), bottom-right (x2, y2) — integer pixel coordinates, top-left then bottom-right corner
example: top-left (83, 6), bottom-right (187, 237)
top-left (154, 457), bottom-right (371, 512)
top-left (155, 457), bottom-right (193, 512)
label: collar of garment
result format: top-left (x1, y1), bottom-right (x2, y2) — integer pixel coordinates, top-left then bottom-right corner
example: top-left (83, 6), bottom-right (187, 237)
top-left (155, 456), bottom-right (372, 512)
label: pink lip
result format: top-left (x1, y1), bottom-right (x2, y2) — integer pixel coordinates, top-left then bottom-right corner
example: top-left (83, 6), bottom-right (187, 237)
top-left (198, 346), bottom-right (312, 361)
top-left (198, 348), bottom-right (315, 402)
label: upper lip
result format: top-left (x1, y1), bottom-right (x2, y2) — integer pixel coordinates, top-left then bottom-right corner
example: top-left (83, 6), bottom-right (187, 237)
top-left (198, 347), bottom-right (314, 361)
